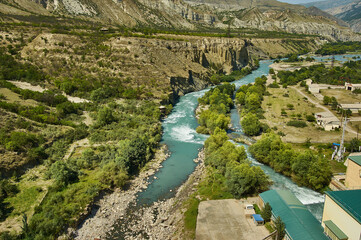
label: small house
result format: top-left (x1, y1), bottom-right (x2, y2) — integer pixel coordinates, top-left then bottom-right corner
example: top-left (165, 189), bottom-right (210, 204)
top-left (345, 82), bottom-right (361, 91)
top-left (322, 190), bottom-right (361, 240)
top-left (338, 104), bottom-right (361, 114)
top-left (315, 112), bottom-right (340, 131)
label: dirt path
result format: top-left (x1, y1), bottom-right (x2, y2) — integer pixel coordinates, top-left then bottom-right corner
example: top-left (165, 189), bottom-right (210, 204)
top-left (290, 86), bottom-right (357, 135)
top-left (64, 138), bottom-right (90, 160)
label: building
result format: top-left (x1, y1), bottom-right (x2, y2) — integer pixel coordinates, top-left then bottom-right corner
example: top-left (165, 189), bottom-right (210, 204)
top-left (338, 104), bottom-right (361, 114)
top-left (259, 190), bottom-right (328, 240)
top-left (345, 82), bottom-right (361, 91)
top-left (322, 190), bottom-right (361, 240)
top-left (345, 155), bottom-right (361, 190)
top-left (315, 112), bottom-right (341, 131)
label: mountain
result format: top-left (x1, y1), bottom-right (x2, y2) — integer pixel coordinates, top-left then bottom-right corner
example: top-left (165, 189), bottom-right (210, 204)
top-left (303, 0), bottom-right (355, 10)
top-left (303, 0), bottom-right (361, 33)
top-left (0, 0), bottom-right (360, 41)
top-left (328, 0), bottom-right (361, 32)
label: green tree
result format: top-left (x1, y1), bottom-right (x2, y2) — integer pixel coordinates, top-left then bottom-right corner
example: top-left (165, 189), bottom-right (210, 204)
top-left (261, 202), bottom-right (272, 222)
top-left (274, 216), bottom-right (285, 240)
top-left (323, 96), bottom-right (331, 105)
top-left (96, 106), bottom-right (115, 127)
top-left (245, 92), bottom-right (261, 112)
top-left (349, 138), bottom-right (360, 152)
top-left (225, 162), bottom-right (270, 198)
top-left (49, 162), bottom-right (79, 187)
top-left (241, 113), bottom-right (261, 136)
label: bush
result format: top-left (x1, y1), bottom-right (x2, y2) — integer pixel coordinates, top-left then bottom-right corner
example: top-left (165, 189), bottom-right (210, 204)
top-left (241, 113), bottom-right (261, 136)
top-left (287, 120), bottom-right (307, 128)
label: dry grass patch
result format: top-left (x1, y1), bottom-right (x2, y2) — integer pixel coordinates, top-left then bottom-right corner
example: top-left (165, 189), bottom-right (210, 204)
top-left (321, 89), bottom-right (361, 104)
top-left (262, 87), bottom-right (352, 143)
top-left (0, 88), bottom-right (38, 106)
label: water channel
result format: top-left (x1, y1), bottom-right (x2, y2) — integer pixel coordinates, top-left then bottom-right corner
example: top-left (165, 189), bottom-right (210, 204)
top-left (111, 54), bottom-right (361, 238)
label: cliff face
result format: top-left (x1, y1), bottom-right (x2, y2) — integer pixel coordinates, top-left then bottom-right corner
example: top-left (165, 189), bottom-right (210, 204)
top-left (166, 38), bottom-right (251, 103)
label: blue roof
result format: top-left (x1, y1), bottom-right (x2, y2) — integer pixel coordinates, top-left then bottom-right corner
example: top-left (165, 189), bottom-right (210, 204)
top-left (260, 190), bottom-right (328, 240)
top-left (252, 214), bottom-right (264, 222)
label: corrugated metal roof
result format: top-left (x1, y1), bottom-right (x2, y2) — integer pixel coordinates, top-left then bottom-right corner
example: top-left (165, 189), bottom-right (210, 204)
top-left (324, 220), bottom-right (348, 240)
top-left (348, 155), bottom-right (361, 166)
top-left (252, 214), bottom-right (264, 222)
top-left (259, 190), bottom-right (328, 240)
top-left (326, 190), bottom-right (361, 224)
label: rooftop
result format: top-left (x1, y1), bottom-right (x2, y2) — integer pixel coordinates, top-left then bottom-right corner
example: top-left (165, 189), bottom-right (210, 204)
top-left (348, 155), bottom-right (361, 167)
top-left (260, 190), bottom-right (328, 240)
top-left (326, 190), bottom-right (361, 224)
top-left (339, 103), bottom-right (361, 109)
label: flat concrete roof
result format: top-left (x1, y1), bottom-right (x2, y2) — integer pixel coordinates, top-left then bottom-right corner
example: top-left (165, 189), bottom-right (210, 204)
top-left (196, 199), bottom-right (268, 240)
top-left (339, 103), bottom-right (361, 109)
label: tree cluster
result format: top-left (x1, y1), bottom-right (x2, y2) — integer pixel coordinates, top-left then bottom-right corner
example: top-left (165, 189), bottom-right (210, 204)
top-left (197, 83), bottom-right (235, 134)
top-left (204, 128), bottom-right (270, 198)
top-left (316, 41), bottom-right (361, 55)
top-left (249, 132), bottom-right (332, 191)
top-left (277, 60), bottom-right (361, 87)
top-left (236, 76), bottom-right (268, 136)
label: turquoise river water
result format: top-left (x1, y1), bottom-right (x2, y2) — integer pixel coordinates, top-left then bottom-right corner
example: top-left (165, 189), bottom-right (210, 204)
top-left (110, 54), bottom-right (361, 238)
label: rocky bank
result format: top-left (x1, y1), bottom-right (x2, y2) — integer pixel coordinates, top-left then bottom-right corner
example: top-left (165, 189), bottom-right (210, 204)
top-left (72, 147), bottom-right (205, 240)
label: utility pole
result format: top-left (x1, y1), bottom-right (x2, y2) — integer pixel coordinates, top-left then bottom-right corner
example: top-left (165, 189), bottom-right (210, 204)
top-left (336, 116), bottom-right (348, 162)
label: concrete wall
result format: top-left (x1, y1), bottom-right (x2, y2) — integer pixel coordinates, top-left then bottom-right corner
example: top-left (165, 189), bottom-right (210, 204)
top-left (345, 160), bottom-right (361, 189)
top-left (322, 195), bottom-right (361, 240)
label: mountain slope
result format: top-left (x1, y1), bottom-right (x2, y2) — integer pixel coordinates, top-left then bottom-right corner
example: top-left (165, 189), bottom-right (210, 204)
top-left (303, 0), bottom-right (355, 10)
top-left (329, 0), bottom-right (361, 33)
top-left (303, 0), bottom-right (361, 33)
top-left (0, 0), bottom-right (360, 40)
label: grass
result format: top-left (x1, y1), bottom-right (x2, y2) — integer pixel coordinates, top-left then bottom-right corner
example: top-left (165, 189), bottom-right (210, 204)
top-left (5, 186), bottom-right (44, 217)
top-left (330, 159), bottom-right (347, 174)
top-left (0, 88), bottom-right (38, 106)
top-left (320, 89), bottom-right (361, 104)
top-left (253, 204), bottom-right (261, 214)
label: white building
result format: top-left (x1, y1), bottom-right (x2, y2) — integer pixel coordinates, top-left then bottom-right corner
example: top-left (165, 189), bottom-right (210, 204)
top-left (315, 112), bottom-right (341, 131)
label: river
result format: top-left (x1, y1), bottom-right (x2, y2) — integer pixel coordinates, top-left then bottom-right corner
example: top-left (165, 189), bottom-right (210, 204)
top-left (109, 54), bottom-right (361, 238)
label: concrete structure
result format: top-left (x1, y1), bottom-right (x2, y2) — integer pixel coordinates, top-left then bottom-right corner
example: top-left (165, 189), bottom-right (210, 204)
top-left (315, 112), bottom-right (341, 131)
top-left (345, 155), bottom-right (361, 189)
top-left (345, 82), bottom-right (361, 91)
top-left (196, 199), bottom-right (268, 240)
top-left (338, 104), bottom-right (361, 114)
top-left (259, 190), bottom-right (328, 240)
top-left (322, 190), bottom-right (361, 240)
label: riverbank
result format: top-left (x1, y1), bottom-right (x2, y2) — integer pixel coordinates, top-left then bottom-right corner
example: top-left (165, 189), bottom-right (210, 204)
top-left (72, 147), bottom-right (205, 240)
top-left (119, 150), bottom-right (205, 239)
top-left (71, 145), bottom-right (170, 239)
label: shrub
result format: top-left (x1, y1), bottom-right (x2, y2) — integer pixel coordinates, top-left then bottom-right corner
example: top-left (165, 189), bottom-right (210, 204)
top-left (287, 120), bottom-right (307, 128)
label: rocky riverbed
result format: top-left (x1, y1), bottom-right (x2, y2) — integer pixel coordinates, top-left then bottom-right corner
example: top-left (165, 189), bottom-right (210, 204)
top-left (71, 146), bottom-right (205, 240)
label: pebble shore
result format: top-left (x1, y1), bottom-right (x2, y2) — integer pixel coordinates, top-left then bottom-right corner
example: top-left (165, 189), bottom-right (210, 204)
top-left (71, 146), bottom-right (205, 240)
